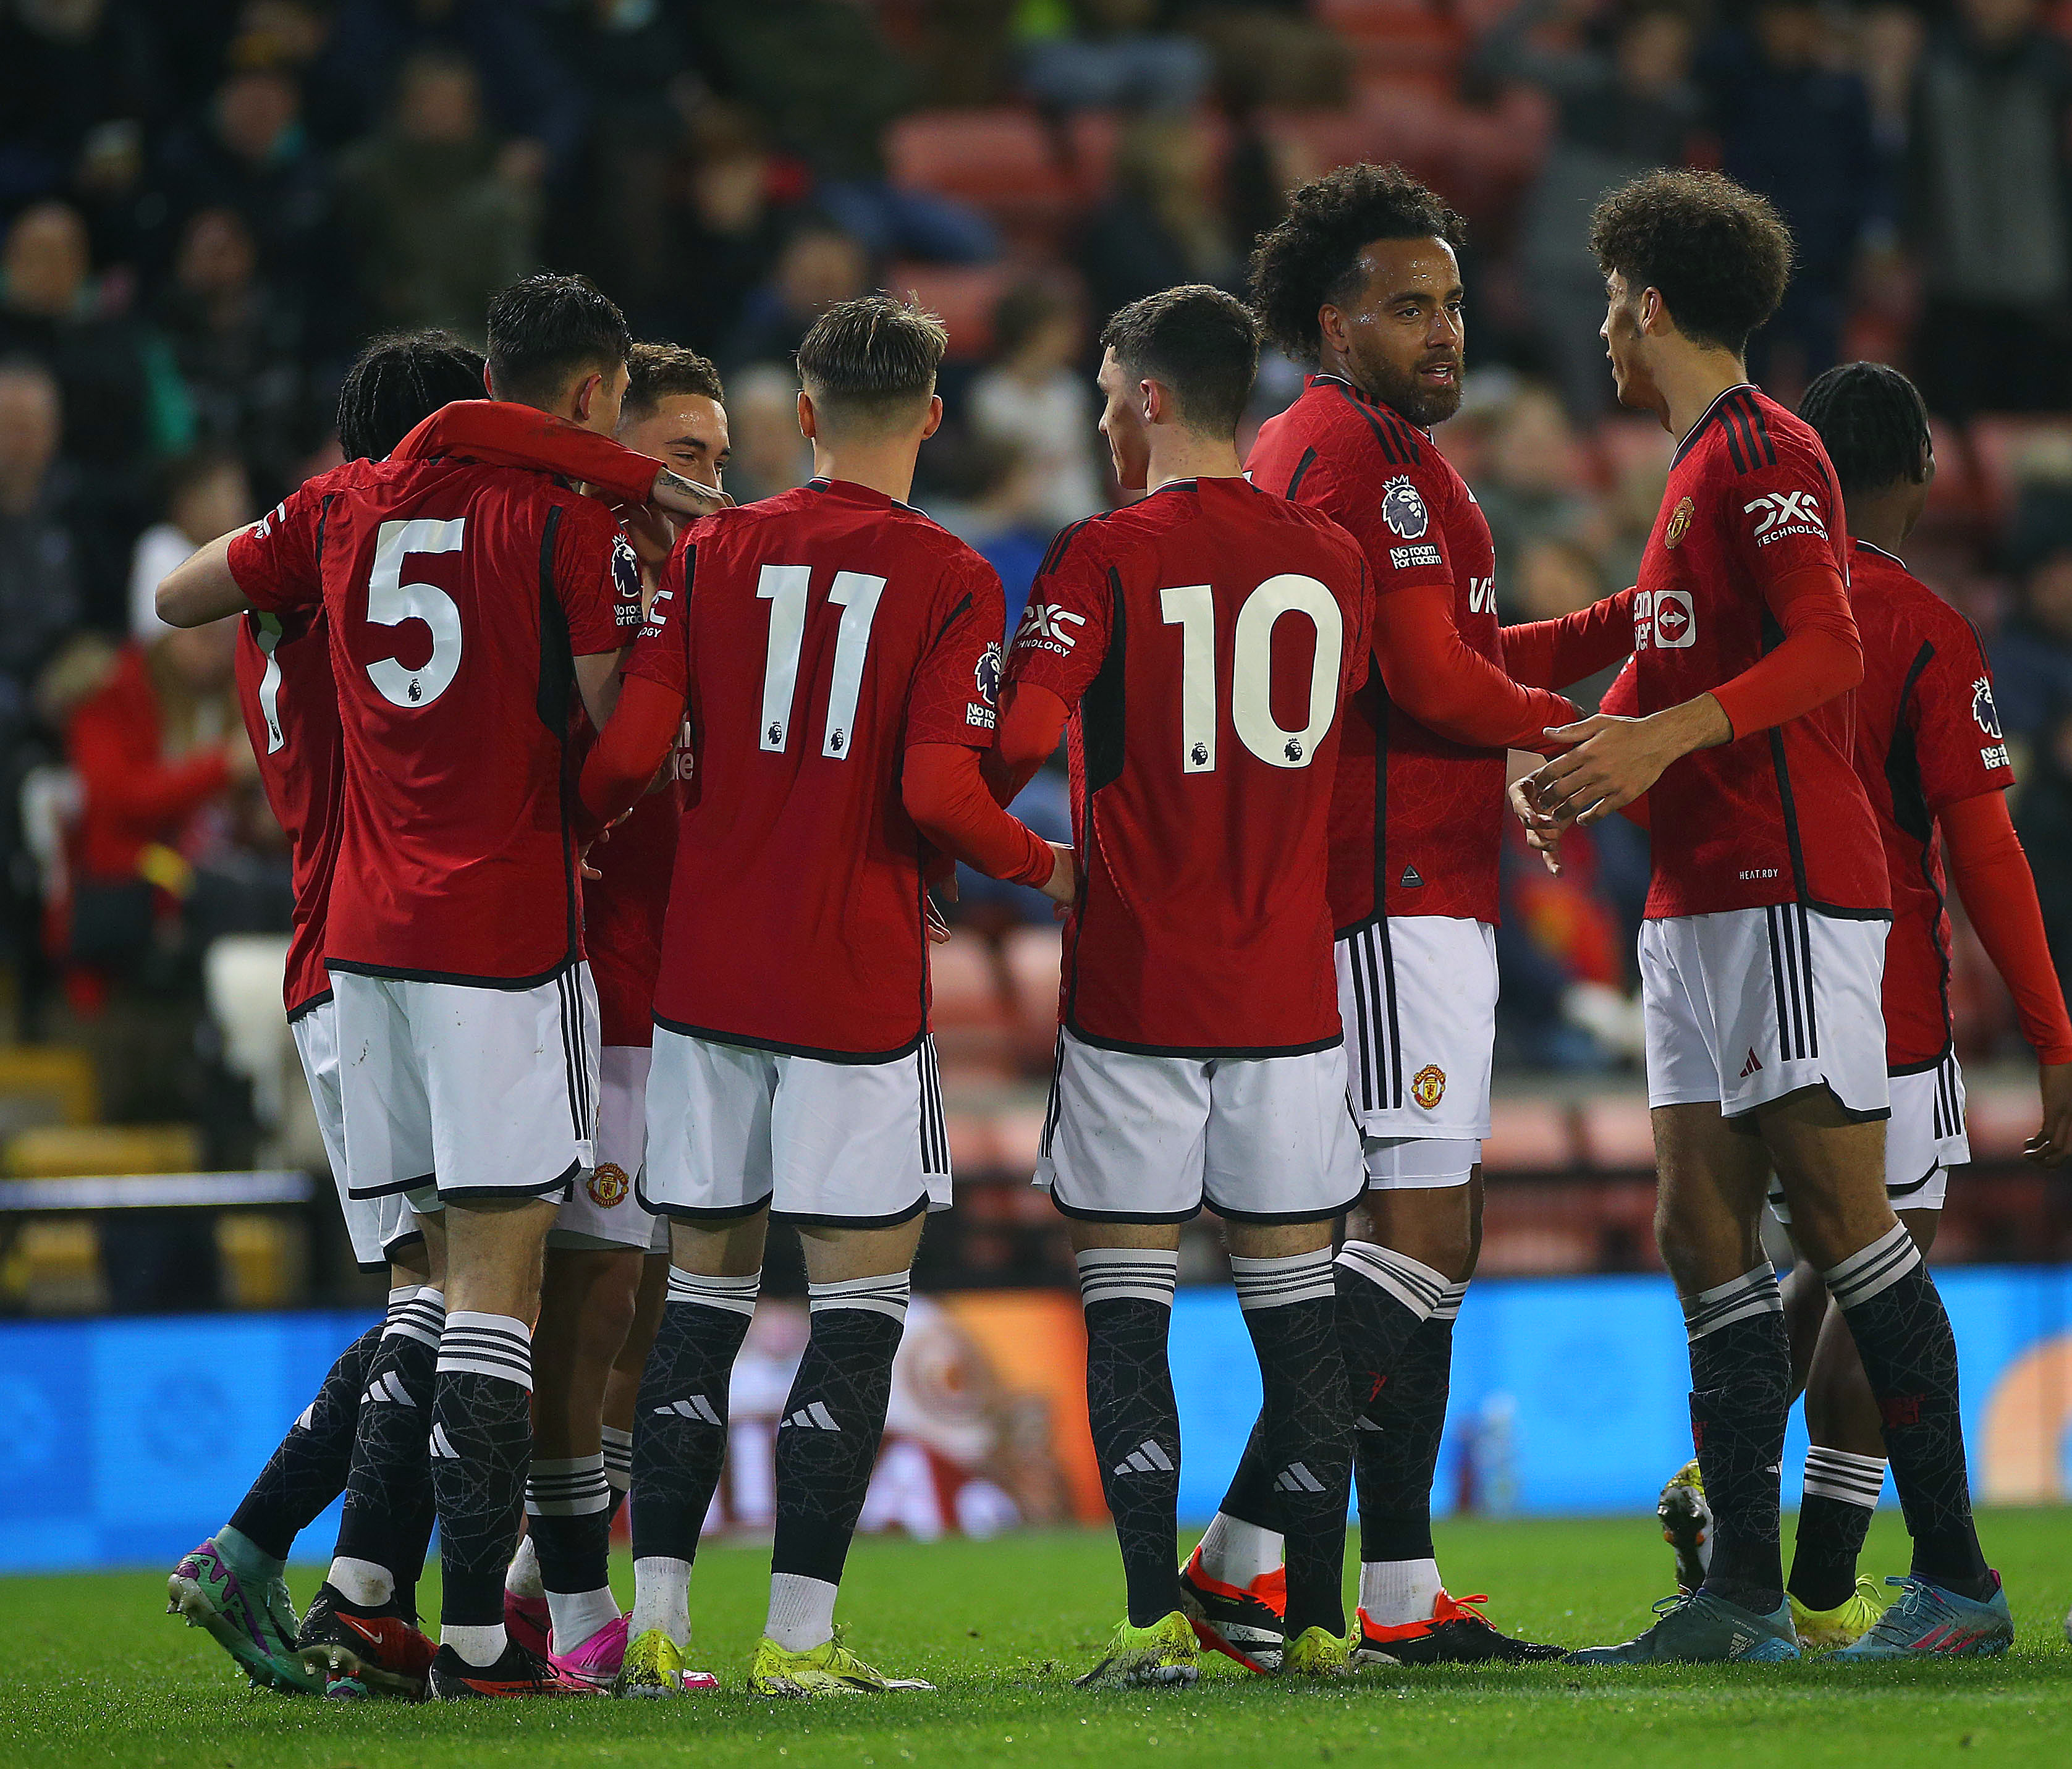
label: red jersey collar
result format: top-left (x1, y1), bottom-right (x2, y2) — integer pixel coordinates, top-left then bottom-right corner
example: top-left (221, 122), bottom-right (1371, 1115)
top-left (806, 476), bottom-right (918, 513)
top-left (1305, 372), bottom-right (1432, 437)
top-left (1851, 538), bottom-right (1906, 568)
top-left (1670, 382), bottom-right (1760, 470)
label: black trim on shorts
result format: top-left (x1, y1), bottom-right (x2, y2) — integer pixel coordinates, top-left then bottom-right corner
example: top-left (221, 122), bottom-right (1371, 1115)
top-left (1721, 1080), bottom-right (1889, 1126)
top-left (636, 1188), bottom-right (932, 1231)
top-left (1888, 1160), bottom-right (1944, 1204)
top-left (918, 1036), bottom-right (950, 1176)
top-left (348, 1170), bottom-right (437, 1201)
top-left (351, 1160), bottom-right (578, 1204)
top-left (1047, 1178), bottom-right (1363, 1229)
top-left (650, 1015), bottom-right (925, 1065)
top-left (1932, 1052), bottom-right (1963, 1142)
top-left (1061, 1018), bottom-right (1345, 1062)
top-left (357, 1225), bottom-right (428, 1273)
top-left (555, 966), bottom-right (593, 1142)
top-left (285, 987), bottom-right (334, 1024)
top-left (326, 953), bottom-right (583, 990)
top-left (774, 1193), bottom-right (931, 1230)
top-left (1802, 901), bottom-right (1894, 921)
top-left (1764, 901), bottom-right (1818, 1061)
top-left (1337, 919), bottom-right (1403, 1113)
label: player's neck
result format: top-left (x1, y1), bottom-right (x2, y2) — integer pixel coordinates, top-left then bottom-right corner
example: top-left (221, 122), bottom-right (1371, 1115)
top-left (1847, 486), bottom-right (1915, 558)
top-left (806, 439), bottom-right (919, 506)
top-left (1654, 347), bottom-right (1753, 445)
top-left (1145, 431), bottom-right (1243, 494)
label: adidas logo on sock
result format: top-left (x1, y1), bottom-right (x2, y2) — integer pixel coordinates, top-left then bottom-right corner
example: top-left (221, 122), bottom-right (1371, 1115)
top-left (779, 1401), bottom-right (841, 1432)
top-left (1353, 1414), bottom-right (1382, 1432)
top-left (1740, 1048), bottom-right (1762, 1078)
top-left (654, 1395), bottom-right (722, 1425)
top-left (1274, 1463), bottom-right (1326, 1494)
top-left (429, 1424), bottom-right (459, 1460)
top-left (293, 1403), bottom-right (316, 1432)
top-left (1112, 1440), bottom-right (1174, 1477)
top-left (359, 1371), bottom-right (417, 1409)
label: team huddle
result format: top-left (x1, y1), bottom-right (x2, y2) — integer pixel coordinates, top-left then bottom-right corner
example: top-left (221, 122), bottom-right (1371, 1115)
top-left (155, 159), bottom-right (2070, 1702)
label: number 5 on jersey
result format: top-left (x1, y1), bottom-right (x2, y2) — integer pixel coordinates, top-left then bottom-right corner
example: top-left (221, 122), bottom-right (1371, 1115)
top-left (756, 564), bottom-right (886, 759)
top-left (1161, 573), bottom-right (1344, 772)
top-left (365, 517), bottom-right (465, 709)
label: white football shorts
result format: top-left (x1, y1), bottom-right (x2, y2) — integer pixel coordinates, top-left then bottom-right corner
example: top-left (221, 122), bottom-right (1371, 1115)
top-left (1770, 1051), bottom-right (1966, 1224)
top-left (1336, 916), bottom-right (1494, 1189)
top-left (641, 1028), bottom-right (950, 1226)
top-left (334, 962), bottom-right (598, 1209)
top-left (1033, 1028), bottom-right (1363, 1223)
top-left (1641, 903), bottom-right (1889, 1121)
top-left (289, 996), bottom-right (420, 1270)
top-left (550, 1042), bottom-right (665, 1252)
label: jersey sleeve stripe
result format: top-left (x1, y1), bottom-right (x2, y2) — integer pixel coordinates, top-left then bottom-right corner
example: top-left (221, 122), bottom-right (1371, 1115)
top-left (1285, 446), bottom-right (1318, 498)
top-left (1375, 405), bottom-right (1424, 463)
top-left (1742, 394), bottom-right (1780, 466)
top-left (1332, 383), bottom-right (1413, 465)
top-left (1038, 517), bottom-right (1095, 579)
top-left (1720, 402), bottom-right (1749, 473)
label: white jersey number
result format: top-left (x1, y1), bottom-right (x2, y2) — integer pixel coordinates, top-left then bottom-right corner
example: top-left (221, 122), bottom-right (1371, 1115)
top-left (1160, 573), bottom-right (1344, 772)
top-left (252, 612), bottom-right (287, 753)
top-left (365, 518), bottom-right (465, 709)
top-left (755, 565), bottom-right (887, 760)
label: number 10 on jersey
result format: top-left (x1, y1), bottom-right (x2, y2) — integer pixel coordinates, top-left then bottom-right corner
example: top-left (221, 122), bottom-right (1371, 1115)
top-left (1161, 574), bottom-right (1343, 773)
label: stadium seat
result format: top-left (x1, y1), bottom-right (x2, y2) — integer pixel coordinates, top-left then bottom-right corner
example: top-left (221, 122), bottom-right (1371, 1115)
top-left (4, 1123), bottom-right (201, 1178)
top-left (929, 929), bottom-right (1014, 1076)
top-left (1967, 415), bottom-right (2072, 525)
top-left (203, 935), bottom-right (292, 1134)
top-left (1481, 1098), bottom-right (1576, 1171)
top-left (885, 108), bottom-right (1081, 242)
top-left (1317, 0), bottom-right (1466, 90)
top-left (0, 1045), bottom-right (98, 1132)
top-left (1000, 924), bottom-right (1062, 1073)
top-left (885, 262), bottom-right (1017, 360)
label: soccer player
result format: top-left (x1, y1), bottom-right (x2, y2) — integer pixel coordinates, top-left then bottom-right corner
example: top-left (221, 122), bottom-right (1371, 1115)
top-left (986, 285), bottom-right (1373, 1686)
top-left (1204, 164), bottom-right (1619, 1667)
top-left (501, 343), bottom-right (732, 1686)
top-left (158, 272), bottom-right (676, 1698)
top-left (1526, 171), bottom-right (2013, 1661)
top-left (1650, 363), bottom-right (2072, 1650)
top-left (578, 297), bottom-right (1070, 1698)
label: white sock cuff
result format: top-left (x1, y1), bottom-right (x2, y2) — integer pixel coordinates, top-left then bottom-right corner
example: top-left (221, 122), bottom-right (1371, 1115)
top-left (1335, 1241), bottom-right (1447, 1320)
top-left (525, 1453), bottom-right (612, 1517)
top-left (667, 1267), bottom-right (762, 1316)
top-left (807, 1269), bottom-right (911, 1322)
top-left (384, 1285), bottom-right (446, 1348)
top-left (1824, 1222), bottom-right (1922, 1311)
top-left (438, 1310), bottom-right (532, 1389)
top-left (1229, 1248), bottom-right (1336, 1311)
top-left (1075, 1246), bottom-right (1179, 1309)
top-left (1682, 1262), bottom-right (1782, 1341)
top-left (1803, 1446), bottom-right (1887, 1509)
top-left (1431, 1279), bottom-right (1469, 1324)
top-left (601, 1425), bottom-right (634, 1491)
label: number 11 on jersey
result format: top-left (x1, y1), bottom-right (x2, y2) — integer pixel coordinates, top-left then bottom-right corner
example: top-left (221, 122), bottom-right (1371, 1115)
top-left (756, 564), bottom-right (887, 759)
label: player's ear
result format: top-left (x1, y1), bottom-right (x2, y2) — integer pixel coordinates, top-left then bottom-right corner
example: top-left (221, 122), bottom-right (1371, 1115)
top-left (481, 363), bottom-right (494, 398)
top-left (918, 393), bottom-right (944, 442)
top-left (572, 371), bottom-right (601, 424)
top-left (1317, 302), bottom-right (1346, 359)
top-left (796, 390), bottom-right (818, 442)
top-left (1140, 378), bottom-right (1162, 426)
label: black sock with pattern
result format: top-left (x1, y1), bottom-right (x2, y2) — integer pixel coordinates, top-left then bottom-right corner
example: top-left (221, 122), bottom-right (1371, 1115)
top-left (331, 1286), bottom-right (444, 1613)
top-left (1684, 1264), bottom-right (1790, 1616)
top-left (1355, 1277), bottom-right (1464, 1568)
top-left (1789, 1446), bottom-right (1886, 1611)
top-left (1825, 1226), bottom-right (1992, 1599)
top-left (228, 1320), bottom-right (383, 1561)
top-left (630, 1269), bottom-right (760, 1564)
top-left (431, 1312), bottom-right (535, 1631)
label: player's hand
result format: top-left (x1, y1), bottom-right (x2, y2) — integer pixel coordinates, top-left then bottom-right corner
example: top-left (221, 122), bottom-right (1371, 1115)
top-left (2026, 1060), bottom-right (2072, 1167)
top-left (577, 821), bottom-right (614, 881)
top-left (1532, 698), bottom-right (1727, 826)
top-left (1040, 842), bottom-right (1076, 910)
top-left (1509, 775), bottom-right (1564, 875)
top-left (650, 468), bottom-right (731, 520)
top-left (925, 894), bottom-right (953, 945)
top-left (624, 500), bottom-right (678, 573)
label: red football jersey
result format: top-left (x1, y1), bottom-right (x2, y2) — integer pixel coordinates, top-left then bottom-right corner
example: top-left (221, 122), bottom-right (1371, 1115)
top-left (230, 491), bottom-right (343, 1016)
top-left (229, 457), bottom-right (633, 984)
top-left (1248, 373), bottom-right (1503, 928)
top-left (1848, 540), bottom-right (2016, 1068)
top-left (1004, 476), bottom-right (1371, 1055)
top-left (586, 771), bottom-right (680, 1049)
top-left (1622, 384), bottom-right (1885, 918)
top-left (627, 478), bottom-right (1006, 1058)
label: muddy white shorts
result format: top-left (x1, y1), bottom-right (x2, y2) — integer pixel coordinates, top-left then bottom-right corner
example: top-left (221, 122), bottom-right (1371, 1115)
top-left (290, 996), bottom-right (421, 1269)
top-left (1033, 1028), bottom-right (1363, 1224)
top-left (1770, 1052), bottom-right (1966, 1224)
top-left (334, 962), bottom-right (598, 1210)
top-left (550, 1042), bottom-right (664, 1251)
top-left (1639, 905), bottom-right (1889, 1122)
top-left (641, 1028), bottom-right (950, 1226)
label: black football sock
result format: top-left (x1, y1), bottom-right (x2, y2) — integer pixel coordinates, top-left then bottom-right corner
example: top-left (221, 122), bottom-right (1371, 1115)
top-left (1354, 1277), bottom-right (1462, 1575)
top-left (1684, 1263), bottom-right (1790, 1616)
top-left (330, 1285), bottom-right (444, 1611)
top-left (1078, 1248), bottom-right (1183, 1628)
top-left (431, 1312), bottom-right (536, 1649)
top-left (1229, 1249), bottom-right (1350, 1639)
top-left (768, 1272), bottom-right (909, 1618)
top-left (1789, 1446), bottom-right (1886, 1612)
top-left (1334, 1244), bottom-right (1448, 1568)
top-left (1825, 1225), bottom-right (1992, 1599)
top-left (525, 1454), bottom-right (614, 1645)
top-left (630, 1269), bottom-right (759, 1564)
top-left (226, 1318), bottom-right (383, 1564)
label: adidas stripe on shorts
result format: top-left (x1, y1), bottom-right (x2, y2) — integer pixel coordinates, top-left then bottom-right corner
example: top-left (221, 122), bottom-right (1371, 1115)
top-left (1639, 903), bottom-right (1889, 1121)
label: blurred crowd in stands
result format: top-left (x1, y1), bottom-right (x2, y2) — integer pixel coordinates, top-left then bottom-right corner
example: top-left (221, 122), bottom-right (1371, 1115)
top-left (4, 0), bottom-right (2072, 1130)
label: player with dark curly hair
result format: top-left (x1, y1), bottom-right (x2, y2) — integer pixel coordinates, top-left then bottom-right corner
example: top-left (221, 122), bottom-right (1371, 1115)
top-left (1526, 171), bottom-right (2013, 1662)
top-left (1188, 165), bottom-right (1630, 1673)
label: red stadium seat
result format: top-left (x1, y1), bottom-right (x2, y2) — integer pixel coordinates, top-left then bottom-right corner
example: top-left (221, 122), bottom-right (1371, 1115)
top-left (929, 929), bottom-right (1013, 1076)
top-left (884, 262), bottom-right (1017, 360)
top-left (1967, 416), bottom-right (2072, 524)
top-left (886, 108), bottom-right (1080, 241)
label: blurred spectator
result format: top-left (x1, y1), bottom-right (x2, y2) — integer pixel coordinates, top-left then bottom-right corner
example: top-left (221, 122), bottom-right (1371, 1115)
top-left (1475, 0), bottom-right (1702, 418)
top-left (129, 450), bottom-right (254, 644)
top-left (153, 64), bottom-right (339, 339)
top-left (1477, 382), bottom-right (1600, 587)
top-left (724, 222), bottom-right (871, 371)
top-left (0, 200), bottom-right (193, 491)
top-left (333, 49), bottom-right (539, 336)
top-left (0, 0), bottom-right (163, 210)
top-left (1701, 0), bottom-right (1883, 395)
top-left (1515, 534), bottom-right (1626, 711)
top-left (1078, 114), bottom-right (1240, 324)
top-left (2017, 708), bottom-right (2072, 986)
top-left (970, 279), bottom-right (1105, 531)
top-left (0, 362), bottom-right (87, 749)
top-left (1908, 0), bottom-right (2072, 416)
top-left (1992, 538), bottom-right (2072, 754)
top-left (1597, 437), bottom-right (1670, 596)
top-left (1020, 1), bottom-right (1214, 114)
top-left (911, 0), bottom-right (1023, 108)
top-left (695, 0), bottom-right (998, 263)
top-left (928, 433), bottom-right (1057, 636)
top-left (719, 362), bottom-right (813, 504)
top-left (156, 209), bottom-right (310, 495)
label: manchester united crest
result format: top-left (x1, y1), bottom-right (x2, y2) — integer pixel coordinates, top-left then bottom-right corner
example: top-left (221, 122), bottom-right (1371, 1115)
top-left (587, 1162), bottom-right (630, 1208)
top-left (1664, 496), bottom-right (1695, 550)
top-left (1410, 1064), bottom-right (1447, 1110)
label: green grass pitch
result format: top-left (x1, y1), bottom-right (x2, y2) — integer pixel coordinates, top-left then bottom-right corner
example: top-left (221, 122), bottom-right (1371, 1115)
top-left (4, 1512), bottom-right (2069, 1768)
